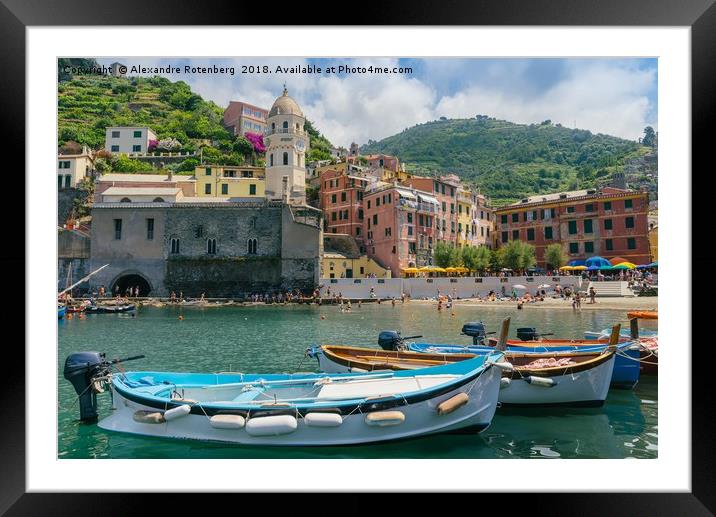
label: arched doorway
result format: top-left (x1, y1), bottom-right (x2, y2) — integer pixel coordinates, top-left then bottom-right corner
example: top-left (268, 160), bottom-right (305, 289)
top-left (111, 273), bottom-right (152, 296)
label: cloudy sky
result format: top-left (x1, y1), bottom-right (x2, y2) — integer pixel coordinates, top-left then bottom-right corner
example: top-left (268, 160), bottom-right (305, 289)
top-left (98, 57), bottom-right (657, 147)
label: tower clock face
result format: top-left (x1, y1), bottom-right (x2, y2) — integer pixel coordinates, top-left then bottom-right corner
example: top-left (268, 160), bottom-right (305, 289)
top-left (295, 139), bottom-right (306, 153)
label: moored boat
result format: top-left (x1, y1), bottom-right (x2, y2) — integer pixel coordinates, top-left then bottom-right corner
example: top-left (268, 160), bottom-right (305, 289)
top-left (63, 350), bottom-right (506, 446)
top-left (58, 305), bottom-right (66, 319)
top-left (626, 310), bottom-right (657, 320)
top-left (85, 303), bottom-right (136, 314)
top-left (308, 320), bottom-right (620, 408)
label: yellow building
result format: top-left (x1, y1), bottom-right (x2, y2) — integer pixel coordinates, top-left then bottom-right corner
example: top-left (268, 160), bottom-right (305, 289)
top-left (321, 252), bottom-right (392, 279)
top-left (194, 165), bottom-right (265, 198)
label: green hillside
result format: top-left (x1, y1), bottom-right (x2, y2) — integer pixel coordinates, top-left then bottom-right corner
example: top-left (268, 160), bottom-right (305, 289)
top-left (57, 68), bottom-right (334, 170)
top-left (361, 116), bottom-right (652, 205)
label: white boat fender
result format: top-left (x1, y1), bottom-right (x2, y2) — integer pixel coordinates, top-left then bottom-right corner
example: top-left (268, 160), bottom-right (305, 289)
top-left (350, 367), bottom-right (368, 373)
top-left (500, 377), bottom-right (512, 389)
top-left (365, 411), bottom-right (405, 427)
top-left (164, 404), bottom-right (191, 421)
top-left (133, 410), bottom-right (166, 424)
top-left (210, 414), bottom-right (246, 429)
top-left (525, 376), bottom-right (558, 388)
top-left (304, 412), bottom-right (343, 427)
top-left (437, 393), bottom-right (469, 416)
top-left (490, 361), bottom-right (515, 372)
top-left (245, 415), bottom-right (298, 436)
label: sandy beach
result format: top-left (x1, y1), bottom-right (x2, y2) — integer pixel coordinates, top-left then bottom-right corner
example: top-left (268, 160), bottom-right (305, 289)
top-left (410, 295), bottom-right (658, 311)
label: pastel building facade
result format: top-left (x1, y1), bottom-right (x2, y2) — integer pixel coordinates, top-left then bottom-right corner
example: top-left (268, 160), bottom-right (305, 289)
top-left (105, 127), bottom-right (157, 154)
top-left (94, 173), bottom-right (196, 202)
top-left (194, 165), bottom-right (266, 199)
top-left (223, 101), bottom-right (269, 137)
top-left (494, 187), bottom-right (651, 267)
top-left (58, 146), bottom-right (94, 189)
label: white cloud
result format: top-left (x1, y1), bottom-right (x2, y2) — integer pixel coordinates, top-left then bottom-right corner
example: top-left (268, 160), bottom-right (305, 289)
top-left (97, 58), bottom-right (657, 145)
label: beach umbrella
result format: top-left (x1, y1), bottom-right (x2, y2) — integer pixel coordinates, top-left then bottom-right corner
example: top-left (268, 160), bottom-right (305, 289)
top-left (402, 267), bottom-right (419, 275)
top-left (419, 266), bottom-right (446, 273)
top-left (537, 284), bottom-right (552, 290)
top-left (568, 259), bottom-right (586, 267)
top-left (649, 261), bottom-right (658, 267)
top-left (600, 265), bottom-right (614, 271)
top-left (615, 262), bottom-right (637, 269)
top-left (572, 265), bottom-right (588, 271)
top-left (559, 266), bottom-right (573, 271)
top-left (586, 265), bottom-right (602, 271)
top-left (635, 264), bottom-right (650, 270)
top-left (513, 284), bottom-right (527, 290)
top-left (612, 264), bottom-right (630, 270)
top-left (609, 257), bottom-right (628, 265)
top-left (585, 256), bottom-right (611, 268)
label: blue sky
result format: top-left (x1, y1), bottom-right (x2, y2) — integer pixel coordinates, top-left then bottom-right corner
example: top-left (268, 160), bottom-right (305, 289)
top-left (98, 57), bottom-right (657, 147)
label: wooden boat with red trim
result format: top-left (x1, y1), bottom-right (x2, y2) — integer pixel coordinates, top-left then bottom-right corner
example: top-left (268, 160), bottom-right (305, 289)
top-left (307, 344), bottom-right (617, 407)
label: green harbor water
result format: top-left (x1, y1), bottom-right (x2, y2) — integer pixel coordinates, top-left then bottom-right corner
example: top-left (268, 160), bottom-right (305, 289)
top-left (58, 303), bottom-right (658, 459)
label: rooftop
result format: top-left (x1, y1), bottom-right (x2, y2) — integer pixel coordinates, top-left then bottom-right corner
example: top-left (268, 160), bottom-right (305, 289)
top-left (268, 87), bottom-right (303, 118)
top-left (102, 187), bottom-right (181, 196)
top-left (99, 173), bottom-right (196, 183)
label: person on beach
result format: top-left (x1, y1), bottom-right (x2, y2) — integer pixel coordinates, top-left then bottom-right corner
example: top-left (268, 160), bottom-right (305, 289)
top-left (401, 293), bottom-right (406, 304)
top-left (391, 297), bottom-right (396, 306)
top-left (589, 286), bottom-right (596, 304)
top-left (370, 287), bottom-right (376, 299)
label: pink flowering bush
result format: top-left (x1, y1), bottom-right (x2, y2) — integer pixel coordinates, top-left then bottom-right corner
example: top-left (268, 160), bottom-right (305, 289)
top-left (244, 132), bottom-right (266, 154)
top-left (148, 139), bottom-right (158, 152)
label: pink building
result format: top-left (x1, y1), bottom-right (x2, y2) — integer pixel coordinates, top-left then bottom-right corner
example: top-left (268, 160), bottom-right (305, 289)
top-left (363, 184), bottom-right (439, 275)
top-left (402, 174), bottom-right (461, 246)
top-left (319, 168), bottom-right (370, 251)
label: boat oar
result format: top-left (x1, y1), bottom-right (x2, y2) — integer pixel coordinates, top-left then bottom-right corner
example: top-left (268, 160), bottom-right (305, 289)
top-left (496, 317), bottom-right (510, 351)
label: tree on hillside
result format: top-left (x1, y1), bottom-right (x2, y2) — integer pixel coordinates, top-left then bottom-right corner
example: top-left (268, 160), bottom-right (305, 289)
top-left (642, 126), bottom-right (656, 147)
top-left (544, 243), bottom-right (567, 271)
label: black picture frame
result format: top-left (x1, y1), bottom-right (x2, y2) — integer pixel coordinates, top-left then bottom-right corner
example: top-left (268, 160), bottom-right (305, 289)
top-left (4, 0), bottom-right (709, 513)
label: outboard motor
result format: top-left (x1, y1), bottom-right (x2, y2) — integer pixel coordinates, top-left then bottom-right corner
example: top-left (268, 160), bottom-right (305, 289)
top-left (63, 352), bottom-right (146, 421)
top-left (461, 322), bottom-right (487, 346)
top-left (63, 352), bottom-right (107, 421)
top-left (378, 331), bottom-right (422, 351)
top-left (516, 327), bottom-right (539, 341)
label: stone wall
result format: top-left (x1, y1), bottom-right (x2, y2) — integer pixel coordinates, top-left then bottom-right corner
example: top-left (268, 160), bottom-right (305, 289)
top-left (58, 258), bottom-right (90, 293)
top-left (58, 188), bottom-right (84, 225)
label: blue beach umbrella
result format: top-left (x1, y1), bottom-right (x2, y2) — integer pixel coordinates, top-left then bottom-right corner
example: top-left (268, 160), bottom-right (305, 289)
top-left (568, 259), bottom-right (586, 267)
top-left (585, 256), bottom-right (612, 268)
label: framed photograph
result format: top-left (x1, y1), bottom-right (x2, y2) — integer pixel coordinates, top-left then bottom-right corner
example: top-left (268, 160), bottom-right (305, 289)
top-left (6, 0), bottom-right (709, 512)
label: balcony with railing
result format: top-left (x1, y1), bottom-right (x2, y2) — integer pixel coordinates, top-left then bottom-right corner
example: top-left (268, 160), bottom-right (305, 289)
top-left (264, 128), bottom-right (307, 136)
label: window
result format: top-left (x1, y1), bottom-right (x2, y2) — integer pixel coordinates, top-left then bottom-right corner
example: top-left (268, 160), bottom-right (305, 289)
top-left (358, 209), bottom-right (364, 220)
top-left (205, 184), bottom-right (211, 195)
top-left (331, 194), bottom-right (336, 204)
top-left (283, 152), bottom-right (288, 165)
top-left (384, 227), bottom-right (391, 237)
top-left (569, 242), bottom-right (579, 254)
top-left (585, 204), bottom-right (594, 212)
top-left (356, 227), bottom-right (361, 236)
top-left (153, 197), bottom-right (165, 202)
top-left (58, 160), bottom-right (70, 169)
top-left (249, 184), bottom-right (256, 195)
top-left (376, 197), bottom-right (381, 207)
top-left (585, 241), bottom-right (594, 253)
top-left (283, 121), bottom-right (288, 130)
top-left (545, 226), bottom-right (553, 239)
top-left (109, 130), bottom-right (121, 138)
top-left (367, 200), bottom-right (371, 209)
top-left (408, 226), bottom-right (413, 236)
top-left (625, 199), bottom-right (633, 209)
top-left (627, 237), bottom-right (636, 249)
top-left (341, 192), bottom-right (346, 202)
top-left (372, 214), bottom-right (378, 225)
top-left (113, 219), bottom-right (122, 240)
top-left (501, 214), bottom-right (508, 224)
top-left (111, 145), bottom-right (119, 152)
top-left (146, 219), bottom-right (154, 240)
top-left (64, 175), bottom-right (71, 188)
top-left (205, 167), bottom-right (212, 176)
top-left (195, 226), bottom-right (203, 238)
top-left (527, 228), bottom-right (535, 241)
top-left (451, 221), bottom-right (455, 233)
top-left (207, 238), bottom-right (217, 255)
top-left (241, 170), bottom-right (254, 178)
top-left (625, 216), bottom-right (635, 228)
top-left (604, 201), bottom-right (612, 211)
top-left (567, 206), bottom-right (575, 214)
top-left (221, 184), bottom-right (228, 195)
top-left (512, 230), bottom-right (519, 240)
top-left (407, 213), bottom-right (413, 223)
top-left (331, 212), bottom-right (337, 221)
top-left (550, 208), bottom-right (556, 218)
top-left (133, 130), bottom-right (142, 138)
top-left (450, 203), bottom-right (455, 214)
top-left (247, 238), bottom-right (258, 255)
top-left (270, 154), bottom-right (274, 166)
top-left (568, 221), bottom-right (577, 234)
top-left (604, 219), bottom-right (613, 230)
top-left (170, 238), bottom-right (180, 254)
top-left (512, 213), bottom-right (519, 222)
top-left (523, 212), bottom-right (528, 222)
top-left (605, 239), bottom-right (614, 251)
top-left (584, 219), bottom-right (593, 233)
top-left (132, 145), bottom-right (141, 152)
top-left (57, 176), bottom-right (63, 189)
